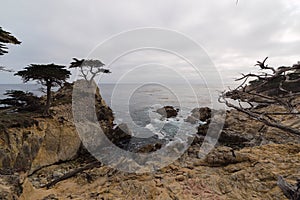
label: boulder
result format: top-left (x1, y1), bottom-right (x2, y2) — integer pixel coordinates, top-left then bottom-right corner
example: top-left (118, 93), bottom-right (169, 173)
top-left (197, 123), bottom-right (209, 136)
top-left (124, 134), bottom-right (166, 153)
top-left (157, 106), bottom-right (178, 118)
top-left (191, 107), bottom-right (211, 122)
top-left (218, 130), bottom-right (252, 149)
top-left (201, 146), bottom-right (249, 167)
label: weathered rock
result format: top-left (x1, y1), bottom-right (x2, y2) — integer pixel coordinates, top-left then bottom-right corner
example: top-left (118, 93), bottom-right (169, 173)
top-left (42, 194), bottom-right (58, 200)
top-left (106, 122), bottom-right (166, 153)
top-left (0, 81), bottom-right (115, 175)
top-left (0, 174), bottom-right (22, 200)
top-left (191, 135), bottom-right (204, 146)
top-left (195, 106), bottom-right (300, 150)
top-left (108, 123), bottom-right (132, 145)
top-left (136, 142), bottom-right (163, 153)
top-left (124, 134), bottom-right (166, 153)
top-left (221, 108), bottom-right (300, 148)
top-left (52, 171), bottom-right (64, 179)
top-left (16, 143), bottom-right (300, 200)
top-left (2, 82), bottom-right (300, 200)
top-left (30, 120), bottom-right (81, 174)
top-left (200, 146), bottom-right (250, 167)
top-left (157, 106), bottom-right (178, 118)
top-left (197, 123), bottom-right (209, 136)
top-left (0, 127), bottom-right (43, 172)
top-left (218, 130), bottom-right (251, 149)
top-left (175, 175), bottom-right (185, 182)
top-left (191, 107), bottom-right (211, 122)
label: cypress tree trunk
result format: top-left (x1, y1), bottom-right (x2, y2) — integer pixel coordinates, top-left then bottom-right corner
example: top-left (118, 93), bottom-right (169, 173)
top-left (45, 83), bottom-right (52, 115)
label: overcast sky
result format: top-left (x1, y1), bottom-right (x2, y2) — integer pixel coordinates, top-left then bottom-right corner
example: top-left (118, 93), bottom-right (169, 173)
top-left (1, 0), bottom-right (300, 85)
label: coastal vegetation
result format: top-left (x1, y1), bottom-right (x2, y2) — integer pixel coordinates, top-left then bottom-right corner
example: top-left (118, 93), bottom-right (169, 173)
top-left (0, 27), bottom-right (21, 56)
top-left (0, 27), bottom-right (21, 72)
top-left (0, 90), bottom-right (41, 112)
top-left (14, 64), bottom-right (71, 115)
top-left (69, 58), bottom-right (111, 85)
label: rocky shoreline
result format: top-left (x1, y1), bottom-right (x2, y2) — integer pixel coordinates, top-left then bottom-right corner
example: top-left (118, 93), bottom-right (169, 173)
top-left (0, 83), bottom-right (299, 199)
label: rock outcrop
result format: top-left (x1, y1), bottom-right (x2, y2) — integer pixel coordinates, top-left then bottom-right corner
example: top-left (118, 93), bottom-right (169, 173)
top-left (1, 82), bottom-right (300, 199)
top-left (191, 106), bottom-right (300, 150)
top-left (0, 81), bottom-right (115, 199)
top-left (18, 143), bottom-right (300, 200)
top-left (190, 107), bottom-right (211, 122)
top-left (107, 123), bottom-right (132, 145)
top-left (0, 174), bottom-right (22, 200)
top-left (157, 106), bottom-right (179, 118)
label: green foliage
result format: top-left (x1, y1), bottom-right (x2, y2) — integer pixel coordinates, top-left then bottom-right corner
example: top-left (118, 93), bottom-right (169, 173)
top-left (14, 64), bottom-right (71, 114)
top-left (0, 27), bottom-right (21, 56)
top-left (15, 64), bottom-right (71, 87)
top-left (0, 90), bottom-right (42, 112)
top-left (70, 58), bottom-right (105, 69)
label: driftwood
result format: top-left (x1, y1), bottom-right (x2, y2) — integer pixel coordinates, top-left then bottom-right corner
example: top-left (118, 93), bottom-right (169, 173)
top-left (220, 58), bottom-right (300, 136)
top-left (219, 95), bottom-right (300, 136)
top-left (41, 161), bottom-right (101, 189)
top-left (277, 176), bottom-right (300, 200)
top-left (220, 58), bottom-right (300, 199)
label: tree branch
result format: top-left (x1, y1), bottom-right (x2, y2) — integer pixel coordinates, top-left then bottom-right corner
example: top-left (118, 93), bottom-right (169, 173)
top-left (219, 93), bottom-right (300, 136)
top-left (41, 161), bottom-right (101, 189)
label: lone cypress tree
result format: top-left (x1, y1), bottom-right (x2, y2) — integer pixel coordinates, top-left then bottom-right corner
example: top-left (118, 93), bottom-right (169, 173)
top-left (15, 64), bottom-right (71, 115)
top-left (70, 58), bottom-right (110, 85)
top-left (0, 27), bottom-right (21, 56)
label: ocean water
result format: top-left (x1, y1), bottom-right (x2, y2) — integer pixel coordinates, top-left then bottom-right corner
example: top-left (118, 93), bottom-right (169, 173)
top-left (0, 83), bottom-right (225, 142)
top-left (99, 83), bottom-right (225, 141)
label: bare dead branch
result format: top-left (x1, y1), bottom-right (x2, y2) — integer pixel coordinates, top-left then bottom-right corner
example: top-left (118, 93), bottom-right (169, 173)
top-left (221, 59), bottom-right (300, 139)
top-left (277, 176), bottom-right (300, 200)
top-left (219, 93), bottom-right (300, 136)
top-left (41, 161), bottom-right (101, 189)
top-left (255, 57), bottom-right (276, 73)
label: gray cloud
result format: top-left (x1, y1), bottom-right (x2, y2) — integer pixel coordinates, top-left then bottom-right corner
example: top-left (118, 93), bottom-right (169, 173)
top-left (1, 0), bottom-right (300, 85)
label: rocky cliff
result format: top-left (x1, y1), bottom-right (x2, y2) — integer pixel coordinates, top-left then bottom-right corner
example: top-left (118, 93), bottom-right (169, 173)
top-left (0, 82), bottom-right (114, 172)
top-left (18, 143), bottom-right (300, 200)
top-left (0, 82), bottom-right (114, 199)
top-left (0, 83), bottom-right (300, 200)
